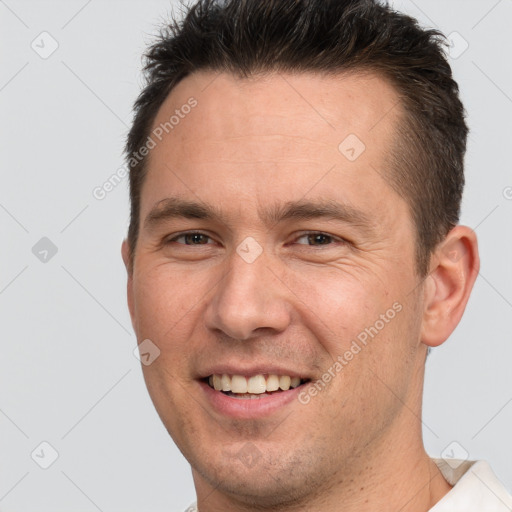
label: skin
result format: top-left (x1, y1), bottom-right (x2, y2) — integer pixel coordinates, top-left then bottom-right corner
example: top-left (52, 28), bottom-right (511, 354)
top-left (122, 70), bottom-right (480, 511)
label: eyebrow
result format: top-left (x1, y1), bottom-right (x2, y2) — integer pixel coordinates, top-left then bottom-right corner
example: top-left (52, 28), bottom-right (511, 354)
top-left (144, 198), bottom-right (222, 230)
top-left (144, 196), bottom-right (376, 234)
top-left (263, 199), bottom-right (375, 232)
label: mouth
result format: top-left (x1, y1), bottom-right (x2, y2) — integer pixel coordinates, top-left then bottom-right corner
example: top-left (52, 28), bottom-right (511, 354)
top-left (202, 373), bottom-right (310, 399)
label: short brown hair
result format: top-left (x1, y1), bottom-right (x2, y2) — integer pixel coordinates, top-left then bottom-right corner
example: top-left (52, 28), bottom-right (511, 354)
top-left (125, 0), bottom-right (468, 276)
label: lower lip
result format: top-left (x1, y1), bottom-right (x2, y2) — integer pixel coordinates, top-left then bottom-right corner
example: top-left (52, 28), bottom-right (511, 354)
top-left (198, 380), bottom-right (305, 419)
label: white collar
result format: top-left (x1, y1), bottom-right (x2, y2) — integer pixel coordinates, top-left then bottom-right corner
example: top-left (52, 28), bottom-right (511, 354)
top-left (429, 459), bottom-right (512, 511)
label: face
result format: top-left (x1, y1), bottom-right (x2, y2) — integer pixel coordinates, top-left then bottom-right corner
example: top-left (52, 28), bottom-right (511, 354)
top-left (124, 70), bottom-right (430, 507)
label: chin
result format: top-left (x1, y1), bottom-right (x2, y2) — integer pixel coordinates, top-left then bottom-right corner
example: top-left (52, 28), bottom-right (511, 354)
top-left (189, 442), bottom-right (325, 508)
top-left (200, 468), bottom-right (309, 508)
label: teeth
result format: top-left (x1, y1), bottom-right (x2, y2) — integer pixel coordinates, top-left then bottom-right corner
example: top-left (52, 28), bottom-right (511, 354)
top-left (290, 376), bottom-right (301, 388)
top-left (279, 375), bottom-right (291, 391)
top-left (207, 373), bottom-right (304, 393)
top-left (221, 374), bottom-right (231, 392)
top-left (266, 374), bottom-right (280, 392)
top-left (231, 375), bottom-right (248, 393)
top-left (247, 375), bottom-right (267, 394)
top-left (212, 374), bottom-right (222, 391)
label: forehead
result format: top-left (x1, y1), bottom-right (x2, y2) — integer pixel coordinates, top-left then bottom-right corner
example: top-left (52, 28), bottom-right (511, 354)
top-left (141, 70), bottom-right (406, 226)
top-left (151, 69), bottom-right (402, 150)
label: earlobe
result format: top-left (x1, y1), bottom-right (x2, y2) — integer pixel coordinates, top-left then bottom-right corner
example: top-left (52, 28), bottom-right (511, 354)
top-left (121, 239), bottom-right (132, 275)
top-left (420, 225), bottom-right (480, 347)
top-left (121, 239), bottom-right (137, 333)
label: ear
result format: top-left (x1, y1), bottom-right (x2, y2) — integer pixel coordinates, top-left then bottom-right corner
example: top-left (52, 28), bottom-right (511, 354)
top-left (421, 225), bottom-right (480, 347)
top-left (121, 239), bottom-right (136, 333)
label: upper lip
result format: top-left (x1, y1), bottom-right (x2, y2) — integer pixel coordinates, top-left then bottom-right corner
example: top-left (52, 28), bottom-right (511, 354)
top-left (198, 363), bottom-right (311, 380)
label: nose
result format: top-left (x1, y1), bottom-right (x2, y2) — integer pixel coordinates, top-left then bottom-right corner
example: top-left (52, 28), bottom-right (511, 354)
top-left (204, 245), bottom-right (292, 340)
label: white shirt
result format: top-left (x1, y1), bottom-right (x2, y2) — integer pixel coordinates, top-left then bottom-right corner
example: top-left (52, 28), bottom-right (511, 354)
top-left (430, 459), bottom-right (512, 511)
top-left (184, 459), bottom-right (512, 511)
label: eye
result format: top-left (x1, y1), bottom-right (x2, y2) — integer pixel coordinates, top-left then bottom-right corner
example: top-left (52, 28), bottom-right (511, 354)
top-left (167, 231), bottom-right (214, 245)
top-left (295, 232), bottom-right (340, 246)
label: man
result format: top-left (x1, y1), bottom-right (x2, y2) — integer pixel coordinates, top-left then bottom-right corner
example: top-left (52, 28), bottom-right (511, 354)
top-left (121, 0), bottom-right (512, 510)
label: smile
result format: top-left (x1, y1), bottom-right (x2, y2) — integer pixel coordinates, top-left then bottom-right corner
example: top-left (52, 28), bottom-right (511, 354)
top-left (199, 372), bottom-right (311, 417)
top-left (206, 373), bottom-right (308, 398)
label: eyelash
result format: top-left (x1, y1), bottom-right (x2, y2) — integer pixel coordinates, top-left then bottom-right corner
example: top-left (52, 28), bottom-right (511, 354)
top-left (166, 231), bottom-right (215, 245)
top-left (165, 231), bottom-right (345, 247)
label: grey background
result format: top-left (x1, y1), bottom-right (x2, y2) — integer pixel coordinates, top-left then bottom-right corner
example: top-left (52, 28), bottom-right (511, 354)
top-left (1, 0), bottom-right (511, 510)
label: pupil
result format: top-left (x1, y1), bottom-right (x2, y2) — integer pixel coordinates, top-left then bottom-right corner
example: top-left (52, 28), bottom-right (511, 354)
top-left (188, 233), bottom-right (206, 244)
top-left (309, 234), bottom-right (330, 245)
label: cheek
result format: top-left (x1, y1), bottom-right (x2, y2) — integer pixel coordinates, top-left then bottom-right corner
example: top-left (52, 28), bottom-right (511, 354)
top-left (283, 264), bottom-right (393, 353)
top-left (132, 264), bottom-right (205, 346)
top-left (346, 296), bottom-right (421, 409)
top-left (291, 264), bottom-right (416, 410)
